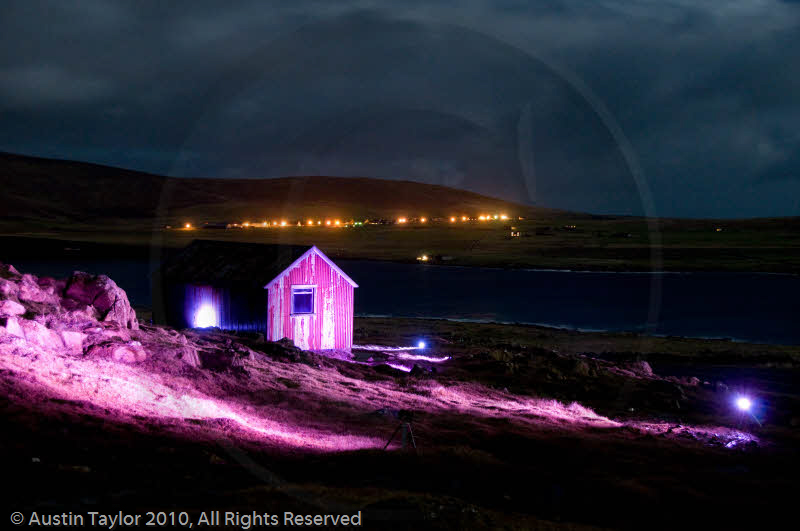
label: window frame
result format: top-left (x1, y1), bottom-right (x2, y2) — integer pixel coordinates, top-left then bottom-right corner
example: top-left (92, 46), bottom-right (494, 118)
top-left (290, 284), bottom-right (316, 315)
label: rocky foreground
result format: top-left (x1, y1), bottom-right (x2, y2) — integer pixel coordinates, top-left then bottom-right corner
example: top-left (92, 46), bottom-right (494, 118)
top-left (1, 262), bottom-right (798, 529)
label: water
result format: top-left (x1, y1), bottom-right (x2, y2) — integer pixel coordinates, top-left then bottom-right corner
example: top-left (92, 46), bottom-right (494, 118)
top-left (10, 258), bottom-right (800, 345)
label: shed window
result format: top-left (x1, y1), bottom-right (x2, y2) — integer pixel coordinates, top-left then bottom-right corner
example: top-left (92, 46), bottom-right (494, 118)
top-left (291, 286), bottom-right (315, 314)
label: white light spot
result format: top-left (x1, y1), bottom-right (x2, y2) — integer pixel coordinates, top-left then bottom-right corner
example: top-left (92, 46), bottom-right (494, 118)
top-left (735, 396), bottom-right (752, 411)
top-left (194, 303), bottom-right (217, 328)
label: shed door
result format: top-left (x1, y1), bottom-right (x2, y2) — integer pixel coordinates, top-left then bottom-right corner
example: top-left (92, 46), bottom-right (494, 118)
top-left (292, 315), bottom-right (311, 350)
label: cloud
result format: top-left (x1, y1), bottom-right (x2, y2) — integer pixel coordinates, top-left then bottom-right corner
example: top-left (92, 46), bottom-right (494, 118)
top-left (0, 0), bottom-right (798, 217)
top-left (0, 65), bottom-right (112, 108)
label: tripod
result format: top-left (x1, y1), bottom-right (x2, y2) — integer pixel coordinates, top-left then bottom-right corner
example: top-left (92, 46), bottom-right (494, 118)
top-left (384, 420), bottom-right (416, 450)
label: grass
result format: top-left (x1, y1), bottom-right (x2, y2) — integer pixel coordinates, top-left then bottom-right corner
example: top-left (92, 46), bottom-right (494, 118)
top-left (3, 213), bottom-right (800, 273)
top-left (4, 314), bottom-right (799, 529)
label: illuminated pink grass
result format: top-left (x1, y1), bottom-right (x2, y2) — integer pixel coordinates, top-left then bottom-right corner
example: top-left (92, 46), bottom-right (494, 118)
top-left (395, 352), bottom-right (451, 362)
top-left (0, 338), bottom-right (381, 451)
top-left (0, 328), bottom-right (756, 453)
top-left (386, 362), bottom-right (412, 372)
top-left (353, 343), bottom-right (427, 352)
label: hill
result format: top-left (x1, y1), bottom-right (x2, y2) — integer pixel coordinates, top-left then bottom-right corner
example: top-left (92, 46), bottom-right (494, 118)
top-left (1, 151), bottom-right (799, 273)
top-left (0, 151), bottom-right (557, 227)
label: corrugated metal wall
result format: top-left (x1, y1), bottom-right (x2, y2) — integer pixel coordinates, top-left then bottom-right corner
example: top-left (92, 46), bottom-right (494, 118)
top-left (266, 251), bottom-right (354, 350)
top-left (162, 283), bottom-right (268, 334)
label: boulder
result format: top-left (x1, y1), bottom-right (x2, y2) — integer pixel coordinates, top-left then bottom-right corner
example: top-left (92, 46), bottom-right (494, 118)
top-left (0, 300), bottom-right (25, 317)
top-left (36, 276), bottom-right (67, 296)
top-left (64, 271), bottom-right (104, 305)
top-left (99, 323), bottom-right (131, 342)
top-left (82, 324), bottom-right (131, 350)
top-left (103, 305), bottom-right (138, 330)
top-left (65, 272), bottom-right (138, 330)
top-left (60, 330), bottom-right (87, 355)
top-left (57, 306), bottom-right (101, 329)
top-left (174, 344), bottom-right (201, 368)
top-left (0, 278), bottom-right (19, 299)
top-left (18, 274), bottom-right (59, 304)
top-left (19, 300), bottom-right (60, 320)
top-left (87, 341), bottom-right (148, 363)
top-left (19, 319), bottom-right (63, 350)
top-left (628, 360), bottom-right (654, 377)
top-left (0, 316), bottom-right (24, 338)
top-left (0, 263), bottom-right (21, 280)
top-left (113, 341), bottom-right (147, 363)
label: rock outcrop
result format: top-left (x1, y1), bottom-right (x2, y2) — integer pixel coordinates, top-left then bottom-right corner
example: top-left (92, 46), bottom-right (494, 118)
top-left (0, 262), bottom-right (214, 370)
top-left (0, 300), bottom-right (25, 316)
top-left (0, 263), bottom-right (148, 357)
top-left (64, 271), bottom-right (138, 330)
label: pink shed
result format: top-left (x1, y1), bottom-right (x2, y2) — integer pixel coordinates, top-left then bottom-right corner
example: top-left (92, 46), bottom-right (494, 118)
top-left (264, 246), bottom-right (358, 350)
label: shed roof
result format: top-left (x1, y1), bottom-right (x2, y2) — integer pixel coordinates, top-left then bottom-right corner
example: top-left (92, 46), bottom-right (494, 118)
top-left (158, 240), bottom-right (317, 287)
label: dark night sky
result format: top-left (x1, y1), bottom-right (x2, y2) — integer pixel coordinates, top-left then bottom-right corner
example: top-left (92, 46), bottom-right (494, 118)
top-left (1, 1), bottom-right (799, 218)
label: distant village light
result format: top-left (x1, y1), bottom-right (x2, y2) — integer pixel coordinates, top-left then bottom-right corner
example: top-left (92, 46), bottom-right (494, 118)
top-left (280, 220), bottom-right (287, 227)
top-left (325, 220), bottom-right (331, 226)
top-left (184, 223), bottom-right (192, 229)
top-left (398, 217), bottom-right (407, 224)
top-left (334, 220), bottom-right (341, 226)
top-left (461, 216), bottom-right (467, 221)
top-left (500, 214), bottom-right (509, 220)
top-left (450, 217), bottom-right (456, 222)
top-left (420, 217), bottom-right (427, 223)
top-left (307, 220), bottom-right (314, 226)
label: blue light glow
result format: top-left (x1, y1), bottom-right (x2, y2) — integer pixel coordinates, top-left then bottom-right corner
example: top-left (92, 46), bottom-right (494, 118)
top-left (735, 396), bottom-right (752, 412)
